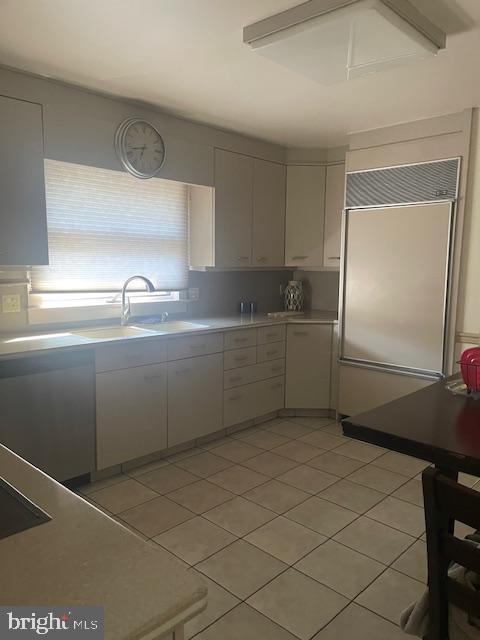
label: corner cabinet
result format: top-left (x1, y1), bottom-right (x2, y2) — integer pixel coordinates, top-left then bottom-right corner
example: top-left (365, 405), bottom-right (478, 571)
top-left (189, 149), bottom-right (285, 269)
top-left (0, 95), bottom-right (48, 265)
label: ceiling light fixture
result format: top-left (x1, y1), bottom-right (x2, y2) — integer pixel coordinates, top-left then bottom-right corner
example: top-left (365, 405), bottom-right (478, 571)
top-left (243, 0), bottom-right (446, 85)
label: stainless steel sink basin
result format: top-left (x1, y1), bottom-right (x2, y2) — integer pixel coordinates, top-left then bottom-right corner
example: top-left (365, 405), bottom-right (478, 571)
top-left (147, 321), bottom-right (209, 333)
top-left (72, 326), bottom-right (157, 340)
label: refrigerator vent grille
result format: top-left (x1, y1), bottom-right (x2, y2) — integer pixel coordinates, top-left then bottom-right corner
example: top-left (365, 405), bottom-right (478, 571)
top-left (346, 158), bottom-right (459, 208)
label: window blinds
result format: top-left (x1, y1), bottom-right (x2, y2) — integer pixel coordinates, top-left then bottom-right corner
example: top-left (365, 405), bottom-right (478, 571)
top-left (31, 159), bottom-right (188, 292)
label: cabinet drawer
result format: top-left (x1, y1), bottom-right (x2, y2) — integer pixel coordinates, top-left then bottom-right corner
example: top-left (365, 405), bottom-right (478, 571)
top-left (95, 339), bottom-right (167, 373)
top-left (257, 358), bottom-right (286, 380)
top-left (258, 376), bottom-right (285, 416)
top-left (224, 346), bottom-right (257, 371)
top-left (167, 332), bottom-right (223, 361)
top-left (223, 358), bottom-right (285, 389)
top-left (257, 341), bottom-right (286, 363)
top-left (224, 328), bottom-right (257, 350)
top-left (224, 376), bottom-right (285, 427)
top-left (257, 324), bottom-right (286, 344)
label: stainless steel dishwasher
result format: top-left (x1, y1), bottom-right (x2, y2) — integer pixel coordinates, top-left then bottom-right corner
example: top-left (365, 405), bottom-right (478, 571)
top-left (0, 349), bottom-right (95, 482)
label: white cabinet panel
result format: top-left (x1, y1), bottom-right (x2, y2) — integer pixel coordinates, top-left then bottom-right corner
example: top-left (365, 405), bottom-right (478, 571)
top-left (224, 329), bottom-right (257, 350)
top-left (167, 332), bottom-right (223, 361)
top-left (257, 324), bottom-right (286, 344)
top-left (224, 346), bottom-right (257, 371)
top-left (168, 353), bottom-right (223, 447)
top-left (257, 341), bottom-right (286, 363)
top-left (224, 376), bottom-right (284, 427)
top-left (96, 363), bottom-right (167, 469)
top-left (323, 163), bottom-right (345, 268)
top-left (286, 324), bottom-right (332, 409)
top-left (253, 159), bottom-right (286, 267)
top-left (285, 165), bottom-right (326, 267)
top-left (95, 339), bottom-right (167, 372)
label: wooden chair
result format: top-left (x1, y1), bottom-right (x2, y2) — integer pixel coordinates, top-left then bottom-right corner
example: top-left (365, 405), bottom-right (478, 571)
top-left (422, 467), bottom-right (480, 640)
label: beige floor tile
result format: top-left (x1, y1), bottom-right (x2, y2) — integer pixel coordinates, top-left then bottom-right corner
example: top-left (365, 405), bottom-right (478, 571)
top-left (366, 496), bottom-right (425, 537)
top-left (308, 451), bottom-right (365, 477)
top-left (208, 465), bottom-right (268, 495)
top-left (195, 603), bottom-right (298, 640)
top-left (244, 479), bottom-right (310, 514)
top-left (146, 540), bottom-right (190, 569)
top-left (119, 495), bottom-right (193, 537)
top-left (459, 472), bottom-right (480, 487)
top-left (185, 572), bottom-right (240, 639)
top-left (239, 430), bottom-right (291, 450)
top-left (272, 440), bottom-right (324, 463)
top-left (334, 441), bottom-right (386, 463)
top-left (196, 540), bottom-right (286, 599)
top-left (138, 465), bottom-right (198, 494)
top-left (125, 459), bottom-right (170, 478)
top-left (166, 480), bottom-right (234, 514)
top-left (265, 420), bottom-right (313, 439)
top-left (373, 451), bottom-right (429, 478)
top-left (312, 603), bottom-right (407, 640)
top-left (319, 479), bottom-right (385, 514)
top-left (392, 478), bottom-right (424, 507)
top-left (455, 521), bottom-right (477, 538)
top-left (200, 435), bottom-right (236, 450)
top-left (153, 516), bottom-right (236, 565)
top-left (203, 496), bottom-right (276, 536)
top-left (285, 496), bottom-right (358, 537)
top-left (299, 431), bottom-right (348, 450)
top-left (348, 465), bottom-right (408, 494)
top-left (334, 516), bottom-right (415, 564)
top-left (392, 540), bottom-right (428, 583)
top-left (247, 568), bottom-right (348, 640)
top-left (355, 568), bottom-right (425, 625)
top-left (242, 451), bottom-right (298, 477)
top-left (164, 447), bottom-right (204, 462)
top-left (321, 422), bottom-right (348, 437)
top-left (213, 440), bottom-right (263, 463)
top-left (292, 417), bottom-right (335, 429)
top-left (174, 451), bottom-right (233, 478)
top-left (295, 540), bottom-right (385, 598)
top-left (245, 516), bottom-right (325, 564)
top-left (79, 473), bottom-right (126, 495)
top-left (277, 465), bottom-right (338, 494)
top-left (90, 478), bottom-right (157, 514)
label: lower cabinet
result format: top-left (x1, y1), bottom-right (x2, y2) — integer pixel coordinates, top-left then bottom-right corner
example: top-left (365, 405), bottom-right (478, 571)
top-left (168, 353), bottom-right (223, 447)
top-left (96, 363), bottom-right (167, 470)
top-left (224, 376), bottom-right (285, 427)
top-left (286, 324), bottom-right (332, 409)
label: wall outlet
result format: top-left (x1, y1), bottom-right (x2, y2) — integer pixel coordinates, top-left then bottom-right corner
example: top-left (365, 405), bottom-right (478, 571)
top-left (188, 287), bottom-right (200, 302)
top-left (2, 294), bottom-right (21, 313)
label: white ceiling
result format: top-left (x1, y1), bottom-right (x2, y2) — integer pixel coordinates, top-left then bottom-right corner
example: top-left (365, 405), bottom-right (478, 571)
top-left (0, 0), bottom-right (478, 147)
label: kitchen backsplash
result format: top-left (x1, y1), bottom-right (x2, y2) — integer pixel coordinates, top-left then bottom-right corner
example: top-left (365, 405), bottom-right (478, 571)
top-left (293, 270), bottom-right (340, 312)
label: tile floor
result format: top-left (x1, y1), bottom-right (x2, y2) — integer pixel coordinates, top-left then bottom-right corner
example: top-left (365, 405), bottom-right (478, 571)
top-left (78, 416), bottom-right (480, 640)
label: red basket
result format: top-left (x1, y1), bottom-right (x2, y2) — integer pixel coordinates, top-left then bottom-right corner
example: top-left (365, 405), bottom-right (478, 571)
top-left (459, 347), bottom-right (480, 392)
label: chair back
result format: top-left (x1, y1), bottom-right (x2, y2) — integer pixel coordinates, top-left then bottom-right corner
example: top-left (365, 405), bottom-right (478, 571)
top-left (422, 467), bottom-right (480, 640)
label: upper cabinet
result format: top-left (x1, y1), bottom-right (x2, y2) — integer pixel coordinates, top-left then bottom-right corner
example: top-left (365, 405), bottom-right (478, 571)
top-left (252, 158), bottom-right (285, 267)
top-left (323, 163), bottom-right (346, 268)
top-left (189, 149), bottom-right (285, 269)
top-left (285, 165), bottom-right (326, 267)
top-left (0, 95), bottom-right (48, 265)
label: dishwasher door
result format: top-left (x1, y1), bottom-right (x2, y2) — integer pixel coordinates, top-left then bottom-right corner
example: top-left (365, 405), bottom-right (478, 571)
top-left (0, 350), bottom-right (95, 481)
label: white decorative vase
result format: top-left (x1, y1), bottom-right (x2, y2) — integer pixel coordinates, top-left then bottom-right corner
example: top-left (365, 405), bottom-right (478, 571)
top-left (284, 280), bottom-right (304, 311)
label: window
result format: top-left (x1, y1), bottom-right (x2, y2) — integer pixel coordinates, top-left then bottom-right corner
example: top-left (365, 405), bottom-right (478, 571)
top-left (31, 160), bottom-right (188, 293)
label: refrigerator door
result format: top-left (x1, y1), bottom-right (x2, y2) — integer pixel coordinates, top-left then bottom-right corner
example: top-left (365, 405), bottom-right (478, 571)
top-left (340, 202), bottom-right (453, 376)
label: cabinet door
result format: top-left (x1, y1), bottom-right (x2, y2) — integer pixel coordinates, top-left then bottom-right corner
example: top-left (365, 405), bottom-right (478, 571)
top-left (0, 96), bottom-right (48, 265)
top-left (168, 353), bottom-right (223, 447)
top-left (286, 325), bottom-right (332, 409)
top-left (253, 159), bottom-right (286, 267)
top-left (323, 163), bottom-right (345, 268)
top-left (214, 149), bottom-right (253, 267)
top-left (96, 363), bottom-right (167, 469)
top-left (285, 165), bottom-right (326, 268)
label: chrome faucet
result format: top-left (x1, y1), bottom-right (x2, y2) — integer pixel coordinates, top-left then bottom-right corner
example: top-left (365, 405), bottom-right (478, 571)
top-left (118, 275), bottom-right (155, 325)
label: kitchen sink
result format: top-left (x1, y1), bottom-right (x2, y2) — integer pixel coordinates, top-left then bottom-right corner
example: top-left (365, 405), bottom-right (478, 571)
top-left (72, 326), bottom-right (157, 340)
top-left (149, 321), bottom-right (209, 332)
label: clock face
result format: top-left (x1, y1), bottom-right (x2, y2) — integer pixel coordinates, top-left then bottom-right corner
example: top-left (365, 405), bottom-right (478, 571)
top-left (115, 118), bottom-right (166, 178)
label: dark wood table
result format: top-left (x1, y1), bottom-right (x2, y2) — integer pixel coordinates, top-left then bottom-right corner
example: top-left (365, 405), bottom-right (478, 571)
top-left (342, 375), bottom-right (480, 480)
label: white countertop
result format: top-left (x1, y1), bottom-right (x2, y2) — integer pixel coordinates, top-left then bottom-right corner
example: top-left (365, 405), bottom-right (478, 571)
top-left (0, 311), bottom-right (337, 359)
top-left (0, 445), bottom-right (207, 640)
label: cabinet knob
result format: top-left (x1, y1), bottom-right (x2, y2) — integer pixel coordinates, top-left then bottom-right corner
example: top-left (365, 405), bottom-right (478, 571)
top-left (291, 256), bottom-right (308, 260)
top-left (234, 356), bottom-right (248, 363)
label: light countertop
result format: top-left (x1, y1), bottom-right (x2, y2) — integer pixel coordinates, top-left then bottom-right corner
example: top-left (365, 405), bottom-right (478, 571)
top-left (0, 445), bottom-right (207, 640)
top-left (0, 311), bottom-right (337, 359)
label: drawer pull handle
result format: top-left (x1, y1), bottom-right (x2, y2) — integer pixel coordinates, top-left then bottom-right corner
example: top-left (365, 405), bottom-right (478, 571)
top-left (144, 374), bottom-right (163, 381)
top-left (265, 333), bottom-right (277, 338)
top-left (175, 368), bottom-right (191, 375)
top-left (234, 337), bottom-right (248, 343)
top-left (270, 383), bottom-right (283, 390)
top-left (256, 257), bottom-right (267, 262)
top-left (229, 394), bottom-right (243, 401)
top-left (293, 331), bottom-right (309, 336)
top-left (271, 366), bottom-right (283, 372)
top-left (328, 256), bottom-right (341, 260)
top-left (266, 350), bottom-right (278, 356)
top-left (234, 356), bottom-right (248, 363)
top-left (237, 256), bottom-right (249, 261)
top-left (229, 376), bottom-right (242, 382)
top-left (190, 344), bottom-right (206, 350)
top-left (291, 256), bottom-right (307, 260)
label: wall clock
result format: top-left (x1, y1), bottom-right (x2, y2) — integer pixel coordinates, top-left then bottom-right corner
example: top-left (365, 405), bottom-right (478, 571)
top-left (115, 117), bottom-right (166, 179)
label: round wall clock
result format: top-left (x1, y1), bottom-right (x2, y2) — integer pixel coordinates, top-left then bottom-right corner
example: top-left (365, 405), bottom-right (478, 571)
top-left (115, 117), bottom-right (166, 179)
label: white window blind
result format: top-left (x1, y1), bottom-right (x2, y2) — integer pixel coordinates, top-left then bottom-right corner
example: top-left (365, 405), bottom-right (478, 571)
top-left (31, 159), bottom-right (188, 292)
